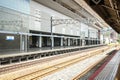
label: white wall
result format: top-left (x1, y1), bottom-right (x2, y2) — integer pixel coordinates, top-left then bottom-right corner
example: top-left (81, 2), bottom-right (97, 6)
top-left (81, 23), bottom-right (98, 38)
top-left (81, 23), bottom-right (88, 37)
top-left (30, 0), bottom-right (81, 36)
top-left (89, 27), bottom-right (98, 38)
top-left (30, 0), bottom-right (98, 38)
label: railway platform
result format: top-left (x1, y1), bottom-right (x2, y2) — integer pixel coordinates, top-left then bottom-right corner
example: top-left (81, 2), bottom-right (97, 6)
top-left (0, 44), bottom-right (104, 65)
top-left (88, 50), bottom-right (120, 80)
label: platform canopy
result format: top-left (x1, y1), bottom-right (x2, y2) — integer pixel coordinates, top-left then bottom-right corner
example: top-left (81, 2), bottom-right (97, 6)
top-left (82, 0), bottom-right (120, 33)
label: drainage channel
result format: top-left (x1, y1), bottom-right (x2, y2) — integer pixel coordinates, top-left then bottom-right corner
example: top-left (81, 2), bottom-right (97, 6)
top-left (78, 50), bottom-right (117, 80)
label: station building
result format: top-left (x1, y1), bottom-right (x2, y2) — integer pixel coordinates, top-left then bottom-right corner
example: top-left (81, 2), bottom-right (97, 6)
top-left (0, 0), bottom-right (105, 52)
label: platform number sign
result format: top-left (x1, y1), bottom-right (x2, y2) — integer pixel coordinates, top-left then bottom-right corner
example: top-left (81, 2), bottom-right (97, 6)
top-left (6, 36), bottom-right (14, 41)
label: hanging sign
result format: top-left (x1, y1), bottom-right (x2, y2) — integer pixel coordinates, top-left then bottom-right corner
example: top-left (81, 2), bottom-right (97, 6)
top-left (90, 0), bottom-right (104, 5)
top-left (92, 0), bottom-right (101, 4)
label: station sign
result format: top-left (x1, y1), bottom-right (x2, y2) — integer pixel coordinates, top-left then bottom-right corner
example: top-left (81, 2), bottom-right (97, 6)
top-left (6, 36), bottom-right (14, 41)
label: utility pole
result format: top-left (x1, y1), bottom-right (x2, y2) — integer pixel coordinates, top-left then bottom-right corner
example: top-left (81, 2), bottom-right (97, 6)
top-left (50, 16), bottom-right (54, 49)
top-left (88, 26), bottom-right (90, 46)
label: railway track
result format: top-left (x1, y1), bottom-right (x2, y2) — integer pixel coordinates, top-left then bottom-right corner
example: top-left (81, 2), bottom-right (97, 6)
top-left (0, 46), bottom-right (107, 75)
top-left (3, 46), bottom-right (109, 80)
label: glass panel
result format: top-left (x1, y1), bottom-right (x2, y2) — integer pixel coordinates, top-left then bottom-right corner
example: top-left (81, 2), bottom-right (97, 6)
top-left (0, 6), bottom-right (29, 32)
